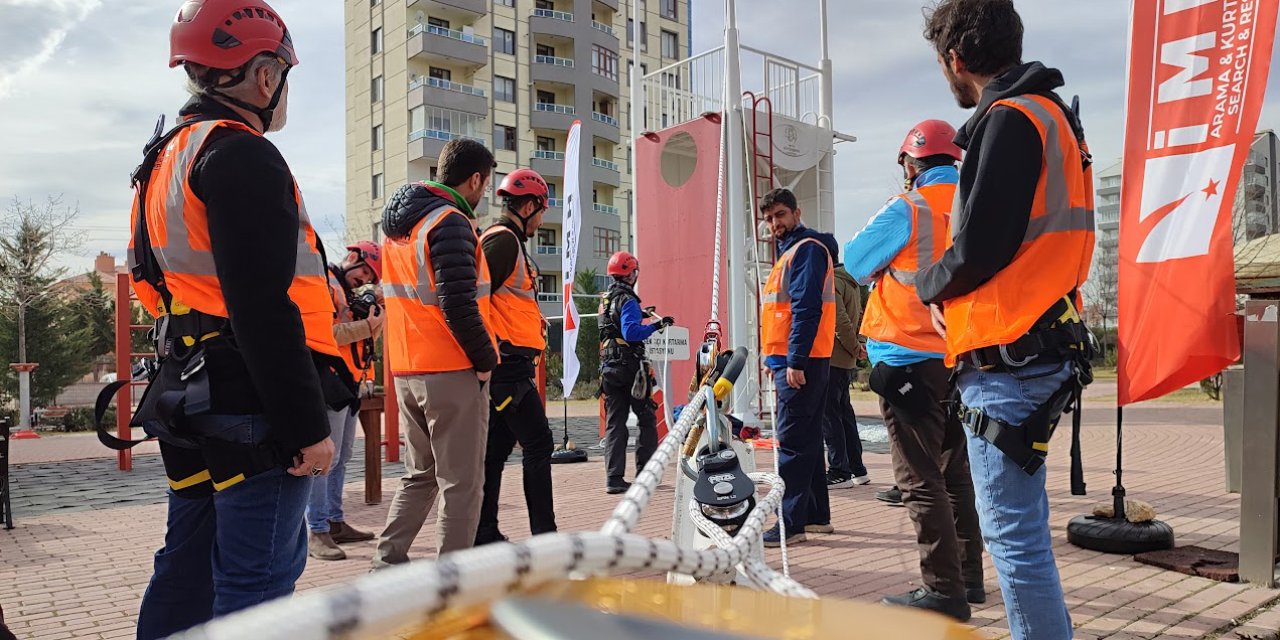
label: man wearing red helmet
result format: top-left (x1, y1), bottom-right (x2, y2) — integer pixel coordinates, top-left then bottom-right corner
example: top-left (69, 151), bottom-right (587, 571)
top-left (843, 120), bottom-right (984, 622)
top-left (128, 1), bottom-right (354, 637)
top-left (473, 169), bottom-right (558, 544)
top-left (306, 241), bottom-right (385, 560)
top-left (598, 251), bottom-right (673, 494)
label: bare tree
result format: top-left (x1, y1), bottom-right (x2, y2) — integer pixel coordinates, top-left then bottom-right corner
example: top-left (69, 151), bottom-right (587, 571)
top-left (1085, 244), bottom-right (1119, 361)
top-left (0, 197), bottom-right (84, 429)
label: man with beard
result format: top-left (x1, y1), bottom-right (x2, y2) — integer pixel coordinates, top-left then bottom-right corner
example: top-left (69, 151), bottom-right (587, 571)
top-left (916, 1), bottom-right (1095, 638)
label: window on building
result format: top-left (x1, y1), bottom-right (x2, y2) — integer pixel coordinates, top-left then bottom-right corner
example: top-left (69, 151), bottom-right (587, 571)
top-left (537, 43), bottom-right (557, 58)
top-left (492, 172), bottom-right (506, 201)
top-left (538, 274), bottom-right (558, 293)
top-left (430, 166), bottom-right (438, 181)
top-left (627, 19), bottom-right (634, 44)
top-left (495, 0), bottom-right (514, 6)
top-left (372, 173), bottom-right (384, 200)
top-left (661, 0), bottom-right (676, 19)
top-left (494, 27), bottom-right (516, 55)
top-left (495, 125), bottom-right (517, 152)
top-left (661, 30), bottom-right (678, 59)
top-left (592, 45), bottom-right (619, 81)
top-left (371, 27), bottom-right (383, 54)
top-left (428, 16), bottom-right (451, 30)
top-left (371, 75), bottom-right (383, 102)
top-left (536, 0), bottom-right (555, 9)
top-left (494, 75), bottom-right (515, 102)
top-left (371, 0), bottom-right (380, 5)
top-left (537, 89), bottom-right (557, 105)
top-left (537, 136), bottom-right (556, 151)
top-left (593, 228), bottom-right (620, 258)
top-left (372, 125), bottom-right (384, 151)
top-left (538, 228), bottom-right (557, 246)
top-left (594, 274), bottom-right (609, 291)
top-left (429, 66), bottom-right (452, 81)
top-left (639, 21), bottom-right (647, 51)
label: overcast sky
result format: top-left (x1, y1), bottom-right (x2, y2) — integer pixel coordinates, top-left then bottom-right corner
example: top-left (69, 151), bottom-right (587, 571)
top-left (2, 0), bottom-right (1279, 274)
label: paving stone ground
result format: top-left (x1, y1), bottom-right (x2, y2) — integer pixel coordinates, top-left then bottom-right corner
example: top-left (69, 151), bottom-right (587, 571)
top-left (2, 398), bottom-right (1278, 639)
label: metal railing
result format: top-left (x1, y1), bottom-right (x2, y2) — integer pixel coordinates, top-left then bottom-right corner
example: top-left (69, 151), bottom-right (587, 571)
top-left (535, 102), bottom-right (577, 115)
top-left (593, 203), bottom-right (619, 215)
top-left (546, 197), bottom-right (564, 207)
top-left (593, 157), bottom-right (619, 171)
top-left (534, 55), bottom-right (575, 67)
top-left (592, 20), bottom-right (616, 36)
top-left (592, 111), bottom-right (619, 126)
top-left (532, 8), bottom-right (574, 21)
top-left (537, 292), bottom-right (563, 303)
top-left (533, 150), bottom-right (566, 160)
top-left (409, 76), bottom-right (486, 97)
top-left (536, 245), bottom-right (562, 255)
top-left (409, 22), bottom-right (487, 46)
top-left (409, 129), bottom-right (486, 144)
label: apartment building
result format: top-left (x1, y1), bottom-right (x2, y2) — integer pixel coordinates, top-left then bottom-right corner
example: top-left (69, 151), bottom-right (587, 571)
top-left (346, 0), bottom-right (690, 314)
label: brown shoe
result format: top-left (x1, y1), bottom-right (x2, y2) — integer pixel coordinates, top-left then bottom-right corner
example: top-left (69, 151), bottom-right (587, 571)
top-left (329, 520), bottom-right (375, 544)
top-left (308, 531), bottom-right (347, 561)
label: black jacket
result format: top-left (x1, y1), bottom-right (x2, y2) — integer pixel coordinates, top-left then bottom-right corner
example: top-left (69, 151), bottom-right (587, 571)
top-left (383, 182), bottom-right (498, 373)
top-left (176, 97), bottom-right (345, 455)
top-left (916, 62), bottom-right (1088, 306)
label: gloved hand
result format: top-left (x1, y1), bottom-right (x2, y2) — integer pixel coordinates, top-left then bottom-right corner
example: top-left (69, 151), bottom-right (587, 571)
top-left (659, 316), bottom-right (675, 330)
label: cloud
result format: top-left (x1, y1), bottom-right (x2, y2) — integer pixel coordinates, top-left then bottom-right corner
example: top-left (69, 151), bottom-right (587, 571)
top-left (0, 0), bottom-right (103, 98)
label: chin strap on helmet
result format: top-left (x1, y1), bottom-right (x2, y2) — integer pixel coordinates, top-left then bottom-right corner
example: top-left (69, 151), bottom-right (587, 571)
top-left (203, 61), bottom-right (292, 132)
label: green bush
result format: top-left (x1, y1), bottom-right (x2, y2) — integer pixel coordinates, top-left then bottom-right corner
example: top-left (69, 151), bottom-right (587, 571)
top-left (58, 406), bottom-right (114, 433)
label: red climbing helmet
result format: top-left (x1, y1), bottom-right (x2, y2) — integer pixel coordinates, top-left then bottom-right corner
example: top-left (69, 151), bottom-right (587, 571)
top-left (496, 169), bottom-right (550, 209)
top-left (169, 0), bottom-right (298, 70)
top-left (898, 119), bottom-right (962, 163)
top-left (607, 251), bottom-right (639, 277)
top-left (346, 241), bottom-right (382, 281)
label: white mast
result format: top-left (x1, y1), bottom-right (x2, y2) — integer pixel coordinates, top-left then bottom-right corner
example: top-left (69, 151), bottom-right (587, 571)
top-left (724, 0), bottom-right (754, 418)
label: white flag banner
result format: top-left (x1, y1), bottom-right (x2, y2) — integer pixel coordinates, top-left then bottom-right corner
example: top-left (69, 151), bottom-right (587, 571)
top-left (560, 120), bottom-right (584, 398)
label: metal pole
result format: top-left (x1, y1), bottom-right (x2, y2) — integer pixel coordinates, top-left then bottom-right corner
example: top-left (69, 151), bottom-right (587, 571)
top-left (724, 0), bottom-right (752, 418)
top-left (1240, 299), bottom-right (1280, 586)
top-left (115, 273), bottom-right (132, 471)
top-left (629, 0), bottom-right (642, 254)
top-left (817, 0), bottom-right (836, 232)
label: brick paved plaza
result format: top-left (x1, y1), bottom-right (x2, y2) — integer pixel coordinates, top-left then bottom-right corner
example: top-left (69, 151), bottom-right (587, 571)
top-left (3, 393), bottom-right (1280, 639)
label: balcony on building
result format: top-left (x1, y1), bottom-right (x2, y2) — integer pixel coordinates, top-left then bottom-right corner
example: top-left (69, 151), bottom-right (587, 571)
top-left (595, 0), bottom-right (618, 11)
top-left (589, 42), bottom-right (622, 98)
top-left (590, 2), bottom-right (619, 49)
top-left (530, 38), bottom-right (577, 86)
top-left (408, 69), bottom-right (487, 115)
top-left (529, 0), bottom-right (578, 40)
top-left (407, 106), bottom-right (487, 162)
top-left (407, 13), bottom-right (488, 68)
top-left (531, 148), bottom-right (567, 178)
top-left (531, 88), bottom-right (578, 132)
top-left (591, 93), bottom-right (620, 143)
top-left (407, 0), bottom-right (487, 18)
top-left (591, 156), bottom-right (621, 187)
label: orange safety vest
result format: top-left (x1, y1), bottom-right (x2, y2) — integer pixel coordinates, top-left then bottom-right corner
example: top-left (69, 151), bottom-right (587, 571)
top-left (761, 236), bottom-right (836, 359)
top-left (128, 119), bottom-right (340, 357)
top-left (480, 224), bottom-right (546, 352)
top-left (382, 204), bottom-right (496, 374)
top-left (942, 94), bottom-right (1095, 366)
top-left (328, 272), bottom-right (371, 379)
top-left (860, 185), bottom-right (953, 354)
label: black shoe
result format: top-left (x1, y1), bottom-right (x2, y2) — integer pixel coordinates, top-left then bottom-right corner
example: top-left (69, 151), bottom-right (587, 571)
top-left (881, 588), bottom-right (971, 622)
top-left (966, 584), bottom-right (987, 605)
top-left (475, 527), bottom-right (510, 546)
top-left (606, 479), bottom-right (631, 495)
top-left (875, 486), bottom-right (903, 506)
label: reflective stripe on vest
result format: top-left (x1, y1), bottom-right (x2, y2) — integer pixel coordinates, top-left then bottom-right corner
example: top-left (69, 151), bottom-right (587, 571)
top-left (942, 94), bottom-right (1095, 366)
top-left (381, 204), bottom-right (496, 374)
top-left (128, 119), bottom-right (339, 357)
top-left (480, 225), bottom-right (546, 351)
top-left (760, 236), bottom-right (836, 359)
top-left (860, 185), bottom-right (952, 354)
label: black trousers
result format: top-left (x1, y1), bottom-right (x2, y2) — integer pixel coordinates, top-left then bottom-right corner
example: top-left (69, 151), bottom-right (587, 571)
top-left (601, 361), bottom-right (658, 481)
top-left (822, 365), bottom-right (868, 478)
top-left (478, 377), bottom-right (557, 538)
top-left (877, 359), bottom-right (984, 598)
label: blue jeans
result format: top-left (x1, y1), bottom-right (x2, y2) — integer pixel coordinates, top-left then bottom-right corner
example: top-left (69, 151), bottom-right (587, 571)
top-left (958, 361), bottom-right (1074, 640)
top-left (773, 360), bottom-right (831, 530)
top-left (136, 414), bottom-right (311, 640)
top-left (307, 406), bottom-right (357, 533)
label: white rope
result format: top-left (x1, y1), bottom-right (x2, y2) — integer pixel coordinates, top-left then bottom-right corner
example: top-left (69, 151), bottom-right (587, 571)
top-left (174, 473), bottom-right (792, 640)
top-left (709, 108), bottom-right (729, 322)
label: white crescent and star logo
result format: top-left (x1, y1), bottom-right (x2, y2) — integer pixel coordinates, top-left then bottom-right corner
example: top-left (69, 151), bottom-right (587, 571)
top-left (1135, 145), bottom-right (1234, 263)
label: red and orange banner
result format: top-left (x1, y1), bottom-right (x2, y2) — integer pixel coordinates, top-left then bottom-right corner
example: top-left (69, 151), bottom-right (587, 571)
top-left (1117, 0), bottom-right (1277, 405)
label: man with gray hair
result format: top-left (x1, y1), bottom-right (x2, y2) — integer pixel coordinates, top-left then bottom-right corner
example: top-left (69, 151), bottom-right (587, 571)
top-left (123, 1), bottom-right (353, 637)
